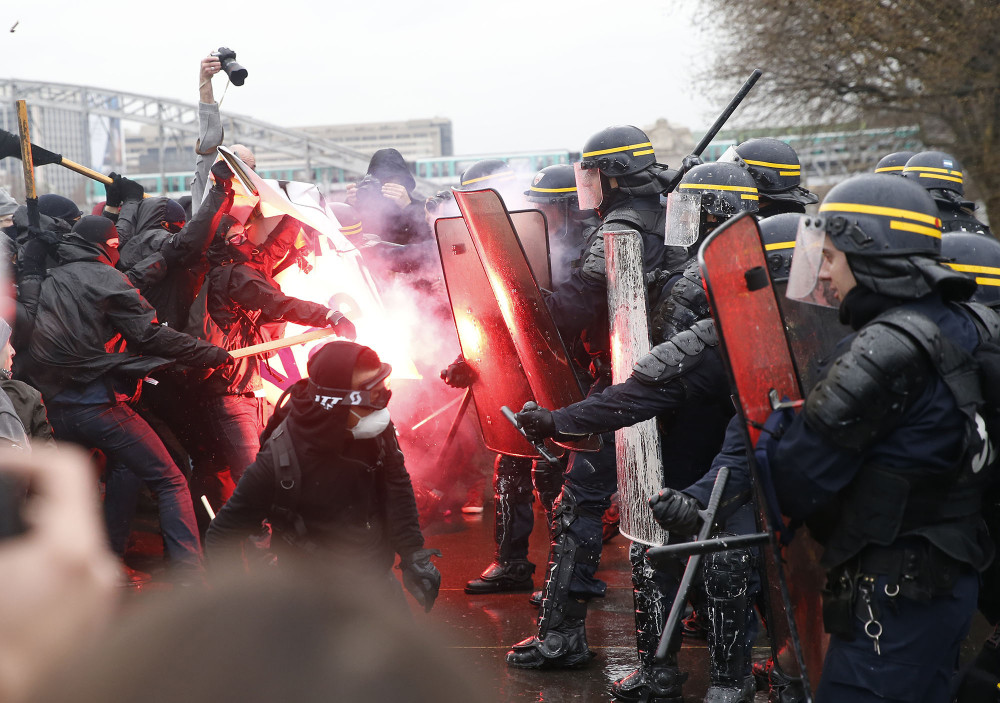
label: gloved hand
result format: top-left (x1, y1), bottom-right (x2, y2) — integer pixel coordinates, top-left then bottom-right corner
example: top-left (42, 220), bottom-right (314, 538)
top-left (211, 160), bottom-right (235, 188)
top-left (515, 401), bottom-right (556, 443)
top-left (649, 488), bottom-right (703, 534)
top-left (440, 358), bottom-right (476, 388)
top-left (326, 310), bottom-right (357, 341)
top-left (680, 154), bottom-right (703, 172)
top-left (754, 407), bottom-right (794, 460)
top-left (399, 548), bottom-right (442, 612)
top-left (105, 172), bottom-right (144, 207)
top-left (204, 345), bottom-right (233, 370)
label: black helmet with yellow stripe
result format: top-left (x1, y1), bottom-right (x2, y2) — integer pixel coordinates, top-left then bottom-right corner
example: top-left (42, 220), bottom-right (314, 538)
top-left (728, 138), bottom-right (817, 207)
top-left (942, 231), bottom-right (1000, 307)
top-left (759, 212), bottom-right (801, 282)
top-left (458, 159), bottom-right (516, 191)
top-left (580, 125), bottom-right (656, 177)
top-left (819, 173), bottom-right (941, 257)
top-left (902, 151), bottom-right (965, 197)
top-left (874, 151), bottom-right (916, 176)
top-left (524, 164), bottom-right (578, 205)
top-left (677, 162), bottom-right (760, 217)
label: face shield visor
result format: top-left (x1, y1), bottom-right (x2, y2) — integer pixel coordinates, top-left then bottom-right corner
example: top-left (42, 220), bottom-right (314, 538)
top-left (664, 190), bottom-right (703, 246)
top-left (574, 162), bottom-right (604, 210)
top-left (717, 145), bottom-right (746, 168)
top-left (785, 216), bottom-right (840, 308)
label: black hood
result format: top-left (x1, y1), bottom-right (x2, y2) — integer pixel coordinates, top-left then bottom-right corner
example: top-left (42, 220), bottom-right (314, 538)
top-left (57, 234), bottom-right (118, 268)
top-left (125, 197), bottom-right (171, 245)
top-left (366, 148), bottom-right (415, 193)
top-left (11, 206), bottom-right (71, 247)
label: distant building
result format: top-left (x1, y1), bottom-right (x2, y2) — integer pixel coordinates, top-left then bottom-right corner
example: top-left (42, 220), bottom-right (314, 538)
top-left (297, 118), bottom-right (453, 161)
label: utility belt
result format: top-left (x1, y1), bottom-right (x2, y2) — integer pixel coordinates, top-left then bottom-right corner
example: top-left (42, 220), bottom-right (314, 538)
top-left (822, 540), bottom-right (969, 643)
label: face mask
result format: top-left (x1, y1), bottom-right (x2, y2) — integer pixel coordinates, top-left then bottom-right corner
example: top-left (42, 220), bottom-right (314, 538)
top-left (348, 408), bottom-right (391, 439)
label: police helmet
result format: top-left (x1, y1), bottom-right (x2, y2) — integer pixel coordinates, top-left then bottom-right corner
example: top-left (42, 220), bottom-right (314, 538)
top-left (731, 138), bottom-right (817, 206)
top-left (759, 212), bottom-right (801, 282)
top-left (524, 164), bottom-right (578, 205)
top-left (677, 162), bottom-right (760, 217)
top-left (874, 151), bottom-right (916, 175)
top-left (459, 159), bottom-right (516, 190)
top-left (580, 125), bottom-right (656, 177)
top-left (817, 173), bottom-right (941, 257)
top-left (942, 231), bottom-right (1000, 307)
top-left (902, 151), bottom-right (965, 197)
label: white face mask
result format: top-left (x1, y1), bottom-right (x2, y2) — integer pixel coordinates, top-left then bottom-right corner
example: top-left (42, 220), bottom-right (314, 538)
top-left (348, 408), bottom-right (391, 439)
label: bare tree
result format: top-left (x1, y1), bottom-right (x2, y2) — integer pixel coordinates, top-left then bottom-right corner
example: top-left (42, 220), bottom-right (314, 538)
top-left (704, 0), bottom-right (1000, 223)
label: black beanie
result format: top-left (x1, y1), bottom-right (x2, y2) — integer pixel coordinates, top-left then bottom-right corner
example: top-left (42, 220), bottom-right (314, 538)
top-left (72, 215), bottom-right (117, 244)
top-left (164, 199), bottom-right (186, 223)
top-left (307, 341), bottom-right (381, 390)
top-left (38, 194), bottom-right (82, 222)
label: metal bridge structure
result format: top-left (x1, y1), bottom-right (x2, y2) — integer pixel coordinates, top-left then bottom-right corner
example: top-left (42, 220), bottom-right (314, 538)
top-left (0, 78), bottom-right (440, 204)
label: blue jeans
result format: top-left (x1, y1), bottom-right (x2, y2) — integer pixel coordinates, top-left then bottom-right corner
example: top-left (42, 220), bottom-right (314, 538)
top-left (189, 394), bottom-right (266, 532)
top-left (48, 401), bottom-right (202, 570)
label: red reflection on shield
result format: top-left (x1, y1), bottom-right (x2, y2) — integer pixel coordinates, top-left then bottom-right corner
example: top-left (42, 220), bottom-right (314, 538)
top-left (453, 188), bottom-right (599, 453)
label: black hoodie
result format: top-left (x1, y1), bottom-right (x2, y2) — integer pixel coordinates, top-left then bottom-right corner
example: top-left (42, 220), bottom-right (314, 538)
top-left (20, 234), bottom-right (227, 400)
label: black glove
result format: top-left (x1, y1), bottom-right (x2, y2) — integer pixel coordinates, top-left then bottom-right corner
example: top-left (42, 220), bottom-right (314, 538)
top-left (203, 345), bottom-right (232, 370)
top-left (680, 154), bottom-right (703, 172)
top-left (211, 160), bottom-right (235, 187)
top-left (326, 310), bottom-right (357, 341)
top-left (649, 488), bottom-right (703, 535)
top-left (399, 548), bottom-right (442, 612)
top-left (106, 172), bottom-right (144, 207)
top-left (440, 358), bottom-right (476, 388)
top-left (515, 401), bottom-right (556, 443)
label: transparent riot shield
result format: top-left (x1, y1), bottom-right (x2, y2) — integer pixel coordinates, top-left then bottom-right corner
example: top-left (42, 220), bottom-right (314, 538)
top-left (453, 188), bottom-right (600, 453)
top-left (435, 216), bottom-right (539, 457)
top-left (509, 209), bottom-right (552, 292)
top-left (699, 212), bottom-right (824, 695)
top-left (605, 229), bottom-right (668, 547)
top-left (574, 162), bottom-right (603, 211)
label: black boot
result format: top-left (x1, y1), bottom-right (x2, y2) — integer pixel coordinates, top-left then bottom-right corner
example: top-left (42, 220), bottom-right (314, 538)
top-left (506, 598), bottom-right (594, 669)
top-left (703, 541), bottom-right (756, 703)
top-left (465, 559), bottom-right (535, 594)
top-left (768, 666), bottom-right (806, 703)
top-left (611, 543), bottom-right (687, 702)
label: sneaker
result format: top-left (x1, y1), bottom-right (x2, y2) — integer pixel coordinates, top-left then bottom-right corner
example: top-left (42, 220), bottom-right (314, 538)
top-left (461, 487), bottom-right (484, 514)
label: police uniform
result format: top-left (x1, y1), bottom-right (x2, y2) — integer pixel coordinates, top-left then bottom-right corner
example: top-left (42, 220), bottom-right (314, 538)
top-left (762, 173), bottom-right (997, 702)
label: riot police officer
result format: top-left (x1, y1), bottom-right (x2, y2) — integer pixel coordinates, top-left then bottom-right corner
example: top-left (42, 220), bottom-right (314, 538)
top-left (903, 150), bottom-right (991, 235)
top-left (523, 163), bottom-right (601, 287)
top-left (718, 138), bottom-right (818, 216)
top-left (761, 172), bottom-right (997, 701)
top-left (505, 125), bottom-right (681, 673)
top-left (509, 160), bottom-right (761, 702)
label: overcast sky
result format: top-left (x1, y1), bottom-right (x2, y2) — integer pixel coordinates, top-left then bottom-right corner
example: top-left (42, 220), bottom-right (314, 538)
top-left (2, 0), bottom-right (724, 156)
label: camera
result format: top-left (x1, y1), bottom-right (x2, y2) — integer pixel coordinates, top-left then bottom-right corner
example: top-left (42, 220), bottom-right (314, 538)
top-left (354, 174), bottom-right (384, 208)
top-left (213, 47), bottom-right (248, 86)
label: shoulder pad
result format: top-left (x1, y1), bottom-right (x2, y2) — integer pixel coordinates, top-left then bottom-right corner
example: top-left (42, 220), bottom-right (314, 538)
top-left (633, 319), bottom-right (718, 385)
top-left (649, 259), bottom-right (710, 344)
top-left (961, 302), bottom-right (1000, 344)
top-left (804, 317), bottom-right (933, 451)
top-left (601, 206), bottom-right (644, 231)
top-left (580, 232), bottom-right (606, 284)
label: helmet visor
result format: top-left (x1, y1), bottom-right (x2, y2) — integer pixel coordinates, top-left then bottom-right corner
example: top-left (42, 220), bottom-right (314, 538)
top-left (664, 190), bottom-right (702, 247)
top-left (786, 217), bottom-right (839, 308)
top-left (717, 145), bottom-right (746, 168)
top-left (574, 162), bottom-right (604, 211)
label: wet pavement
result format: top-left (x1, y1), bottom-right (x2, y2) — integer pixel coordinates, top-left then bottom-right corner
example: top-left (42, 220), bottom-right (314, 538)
top-left (125, 497), bottom-right (989, 702)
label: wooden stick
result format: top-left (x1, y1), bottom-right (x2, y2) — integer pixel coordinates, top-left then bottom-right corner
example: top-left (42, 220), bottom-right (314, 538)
top-left (59, 157), bottom-right (112, 185)
top-left (228, 328), bottom-right (335, 359)
top-left (15, 101), bottom-right (39, 229)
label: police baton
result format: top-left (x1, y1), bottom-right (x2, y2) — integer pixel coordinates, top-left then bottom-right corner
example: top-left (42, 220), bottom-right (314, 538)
top-left (666, 68), bottom-right (762, 191)
top-left (652, 466), bottom-right (733, 662)
top-left (500, 405), bottom-right (561, 466)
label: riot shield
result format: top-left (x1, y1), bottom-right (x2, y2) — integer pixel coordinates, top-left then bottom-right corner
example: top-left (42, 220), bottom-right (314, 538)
top-left (435, 216), bottom-right (539, 457)
top-left (775, 281), bottom-right (850, 392)
top-left (605, 229), bottom-right (668, 547)
top-left (453, 188), bottom-right (600, 453)
top-left (509, 209), bottom-right (552, 292)
top-left (699, 212), bottom-right (824, 696)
